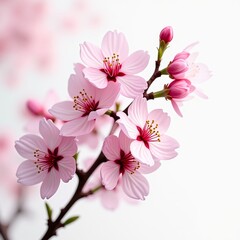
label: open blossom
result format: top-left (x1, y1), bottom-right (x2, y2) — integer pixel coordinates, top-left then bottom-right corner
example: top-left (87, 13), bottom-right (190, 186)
top-left (169, 42), bottom-right (211, 98)
top-left (117, 97), bottom-right (179, 166)
top-left (80, 30), bottom-right (149, 98)
top-left (15, 118), bottom-right (77, 199)
top-left (164, 79), bottom-right (195, 117)
top-left (101, 131), bottom-right (160, 200)
top-left (49, 63), bottom-right (120, 136)
top-left (83, 158), bottom-right (138, 210)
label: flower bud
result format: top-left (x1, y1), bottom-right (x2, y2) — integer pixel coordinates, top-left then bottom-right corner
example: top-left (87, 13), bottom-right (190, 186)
top-left (167, 79), bottom-right (194, 99)
top-left (167, 59), bottom-right (188, 79)
top-left (26, 99), bottom-right (43, 116)
top-left (160, 26), bottom-right (173, 43)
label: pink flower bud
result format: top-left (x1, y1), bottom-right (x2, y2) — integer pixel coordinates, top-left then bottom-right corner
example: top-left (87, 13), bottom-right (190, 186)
top-left (160, 26), bottom-right (173, 43)
top-left (26, 99), bottom-right (43, 116)
top-left (167, 59), bottom-right (188, 79)
top-left (167, 79), bottom-right (194, 99)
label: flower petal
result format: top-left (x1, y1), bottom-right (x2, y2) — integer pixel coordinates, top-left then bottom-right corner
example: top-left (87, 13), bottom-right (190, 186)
top-left (16, 160), bottom-right (46, 185)
top-left (100, 161), bottom-right (120, 190)
top-left (116, 112), bottom-right (139, 139)
top-left (83, 67), bottom-right (108, 89)
top-left (49, 101), bottom-right (82, 121)
top-left (122, 172), bottom-right (149, 200)
top-left (101, 31), bottom-right (129, 62)
top-left (39, 119), bottom-right (61, 151)
top-left (97, 82), bottom-right (120, 108)
top-left (58, 137), bottom-right (77, 156)
top-left (100, 188), bottom-right (120, 210)
top-left (139, 161), bottom-right (161, 174)
top-left (128, 97), bottom-right (148, 128)
top-left (40, 168), bottom-right (60, 199)
top-left (119, 131), bottom-right (132, 154)
top-left (149, 134), bottom-right (179, 160)
top-left (15, 134), bottom-right (47, 160)
top-left (147, 109), bottom-right (170, 134)
top-left (58, 156), bottom-right (76, 183)
top-left (102, 135), bottom-right (120, 161)
top-left (117, 75), bottom-right (147, 98)
top-left (60, 117), bottom-right (95, 136)
top-left (80, 42), bottom-right (103, 68)
top-left (121, 50), bottom-right (150, 74)
top-left (130, 140), bottom-right (154, 166)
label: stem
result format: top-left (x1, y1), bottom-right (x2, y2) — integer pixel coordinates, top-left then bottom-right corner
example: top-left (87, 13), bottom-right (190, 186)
top-left (146, 60), bottom-right (162, 91)
top-left (0, 222), bottom-right (9, 240)
top-left (41, 153), bottom-right (107, 240)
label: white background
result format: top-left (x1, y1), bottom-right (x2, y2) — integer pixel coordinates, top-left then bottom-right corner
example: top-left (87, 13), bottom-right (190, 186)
top-left (1, 0), bottom-right (240, 239)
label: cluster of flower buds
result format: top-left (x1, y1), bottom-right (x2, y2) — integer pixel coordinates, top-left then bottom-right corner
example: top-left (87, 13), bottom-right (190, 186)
top-left (15, 27), bottom-right (210, 207)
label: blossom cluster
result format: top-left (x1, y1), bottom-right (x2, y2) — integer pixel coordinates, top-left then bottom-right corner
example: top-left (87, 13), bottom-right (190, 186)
top-left (15, 27), bottom-right (211, 206)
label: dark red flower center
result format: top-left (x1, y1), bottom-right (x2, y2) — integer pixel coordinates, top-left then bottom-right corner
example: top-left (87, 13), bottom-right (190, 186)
top-left (34, 147), bottom-right (63, 173)
top-left (73, 89), bottom-right (99, 117)
top-left (136, 120), bottom-right (161, 149)
top-left (115, 149), bottom-right (139, 174)
top-left (100, 53), bottom-right (125, 82)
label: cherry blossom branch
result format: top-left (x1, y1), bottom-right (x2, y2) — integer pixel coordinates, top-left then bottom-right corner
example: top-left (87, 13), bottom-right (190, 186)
top-left (0, 187), bottom-right (25, 240)
top-left (0, 222), bottom-right (9, 240)
top-left (41, 152), bottom-right (107, 240)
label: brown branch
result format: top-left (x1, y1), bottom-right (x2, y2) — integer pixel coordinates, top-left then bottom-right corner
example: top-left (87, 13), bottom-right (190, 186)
top-left (40, 152), bottom-right (107, 240)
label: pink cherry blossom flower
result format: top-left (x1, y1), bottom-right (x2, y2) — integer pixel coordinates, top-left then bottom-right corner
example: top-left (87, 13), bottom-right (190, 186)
top-left (83, 157), bottom-right (139, 210)
top-left (80, 30), bottom-right (149, 98)
top-left (169, 42), bottom-right (211, 97)
top-left (49, 63), bottom-right (120, 137)
top-left (101, 131), bottom-right (160, 200)
top-left (164, 79), bottom-right (195, 117)
top-left (117, 97), bottom-right (179, 166)
top-left (15, 118), bottom-right (77, 199)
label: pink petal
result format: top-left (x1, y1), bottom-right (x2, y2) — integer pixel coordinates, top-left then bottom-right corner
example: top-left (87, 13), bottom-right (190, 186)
top-left (40, 168), bottom-right (60, 199)
top-left (121, 50), bottom-right (150, 74)
top-left (80, 42), bottom-right (103, 68)
top-left (39, 119), bottom-right (61, 151)
top-left (149, 135), bottom-right (179, 160)
top-left (147, 109), bottom-right (170, 134)
top-left (100, 188), bottom-right (120, 210)
top-left (88, 109), bottom-right (107, 121)
top-left (58, 156), bottom-right (76, 183)
top-left (122, 172), bottom-right (149, 200)
top-left (68, 74), bottom-right (84, 99)
top-left (139, 161), bottom-right (161, 174)
top-left (102, 135), bottom-right (120, 161)
top-left (73, 63), bottom-right (85, 75)
top-left (171, 100), bottom-right (183, 117)
top-left (83, 67), bottom-right (108, 89)
top-left (130, 140), bottom-right (154, 166)
top-left (194, 87), bottom-right (208, 99)
top-left (100, 161), bottom-right (120, 190)
top-left (97, 82), bottom-right (120, 108)
top-left (49, 101), bottom-right (82, 121)
top-left (15, 134), bottom-right (47, 160)
top-left (119, 131), bottom-right (132, 153)
top-left (58, 137), bottom-right (77, 156)
top-left (128, 97), bottom-right (148, 128)
top-left (60, 117), bottom-right (95, 136)
top-left (116, 112), bottom-right (139, 139)
top-left (117, 75), bottom-right (147, 98)
top-left (101, 31), bottom-right (129, 62)
top-left (16, 160), bottom-right (46, 185)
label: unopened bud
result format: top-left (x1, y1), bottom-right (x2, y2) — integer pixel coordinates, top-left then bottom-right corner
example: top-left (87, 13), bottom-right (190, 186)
top-left (160, 26), bottom-right (173, 43)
